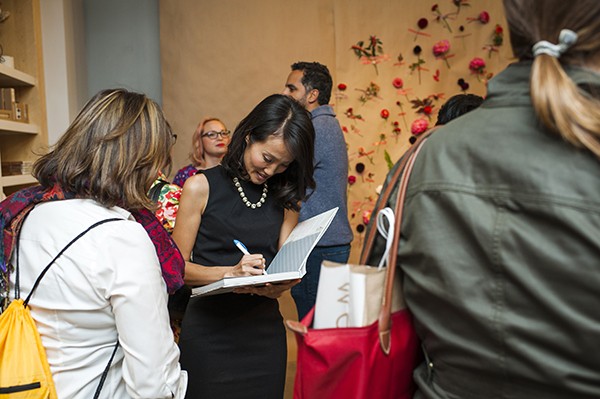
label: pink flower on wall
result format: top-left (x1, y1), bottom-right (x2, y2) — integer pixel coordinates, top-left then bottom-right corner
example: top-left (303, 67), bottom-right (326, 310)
top-left (469, 57), bottom-right (486, 73)
top-left (411, 118), bottom-right (429, 135)
top-left (432, 39), bottom-right (453, 68)
top-left (392, 77), bottom-right (404, 89)
top-left (432, 40), bottom-right (450, 56)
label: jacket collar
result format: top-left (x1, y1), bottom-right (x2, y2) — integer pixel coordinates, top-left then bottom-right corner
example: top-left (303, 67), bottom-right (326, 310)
top-left (484, 61), bottom-right (600, 108)
top-left (310, 104), bottom-right (336, 119)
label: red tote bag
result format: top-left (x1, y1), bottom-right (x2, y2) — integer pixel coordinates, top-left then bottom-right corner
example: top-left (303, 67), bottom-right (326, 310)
top-left (287, 133), bottom-right (434, 399)
top-left (288, 307), bottom-right (419, 399)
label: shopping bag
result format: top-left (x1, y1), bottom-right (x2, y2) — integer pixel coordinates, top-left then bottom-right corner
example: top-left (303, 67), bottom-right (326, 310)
top-left (313, 261), bottom-right (404, 329)
top-left (286, 132), bottom-right (432, 399)
top-left (313, 208), bottom-right (405, 329)
top-left (312, 261), bottom-right (350, 329)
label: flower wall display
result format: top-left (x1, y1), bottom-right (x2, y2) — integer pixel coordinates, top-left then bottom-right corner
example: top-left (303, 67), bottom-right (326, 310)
top-left (161, 0), bottom-right (513, 263)
top-left (335, 0), bottom-right (512, 257)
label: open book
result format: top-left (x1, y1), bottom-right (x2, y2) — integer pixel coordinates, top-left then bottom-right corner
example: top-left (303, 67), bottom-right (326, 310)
top-left (191, 207), bottom-right (339, 297)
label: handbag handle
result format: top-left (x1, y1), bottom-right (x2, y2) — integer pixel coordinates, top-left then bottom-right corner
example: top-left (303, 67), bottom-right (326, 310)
top-left (367, 131), bottom-right (434, 354)
top-left (359, 127), bottom-right (439, 265)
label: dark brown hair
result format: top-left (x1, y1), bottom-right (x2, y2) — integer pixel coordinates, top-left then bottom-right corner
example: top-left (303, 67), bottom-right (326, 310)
top-left (222, 94), bottom-right (315, 211)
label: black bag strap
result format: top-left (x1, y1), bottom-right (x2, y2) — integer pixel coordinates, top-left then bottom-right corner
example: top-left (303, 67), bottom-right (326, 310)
top-left (93, 341), bottom-right (120, 399)
top-left (15, 217), bottom-right (122, 397)
top-left (18, 218), bottom-right (122, 306)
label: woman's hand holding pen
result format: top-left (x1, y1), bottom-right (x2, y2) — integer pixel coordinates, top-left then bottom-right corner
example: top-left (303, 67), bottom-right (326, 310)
top-left (224, 254), bottom-right (267, 278)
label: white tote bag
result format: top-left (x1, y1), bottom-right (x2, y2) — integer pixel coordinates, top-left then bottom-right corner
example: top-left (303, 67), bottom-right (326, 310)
top-left (313, 208), bottom-right (404, 329)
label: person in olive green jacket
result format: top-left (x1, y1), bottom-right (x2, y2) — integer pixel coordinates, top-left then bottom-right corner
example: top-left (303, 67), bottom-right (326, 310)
top-left (365, 0), bottom-right (600, 398)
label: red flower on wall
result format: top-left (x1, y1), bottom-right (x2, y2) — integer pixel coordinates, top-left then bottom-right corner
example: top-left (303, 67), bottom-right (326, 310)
top-left (345, 107), bottom-right (364, 121)
top-left (410, 95), bottom-right (442, 120)
top-left (482, 24), bottom-right (504, 58)
top-left (409, 17), bottom-right (431, 41)
top-left (468, 10), bottom-right (490, 24)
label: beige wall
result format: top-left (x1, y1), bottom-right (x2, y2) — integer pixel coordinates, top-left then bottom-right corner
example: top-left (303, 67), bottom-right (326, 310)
top-left (160, 0), bottom-right (513, 262)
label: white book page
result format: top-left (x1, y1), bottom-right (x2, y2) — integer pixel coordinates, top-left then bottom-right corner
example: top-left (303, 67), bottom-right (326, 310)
top-left (191, 207), bottom-right (338, 297)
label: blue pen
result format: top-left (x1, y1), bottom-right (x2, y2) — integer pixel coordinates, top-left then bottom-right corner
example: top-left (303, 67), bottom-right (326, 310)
top-left (233, 239), bottom-right (267, 275)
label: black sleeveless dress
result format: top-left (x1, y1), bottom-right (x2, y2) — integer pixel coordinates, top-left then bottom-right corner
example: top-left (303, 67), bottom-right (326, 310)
top-left (179, 165), bottom-right (287, 399)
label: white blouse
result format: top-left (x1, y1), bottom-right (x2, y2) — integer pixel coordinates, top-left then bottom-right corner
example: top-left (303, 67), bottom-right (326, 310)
top-left (9, 199), bottom-right (187, 399)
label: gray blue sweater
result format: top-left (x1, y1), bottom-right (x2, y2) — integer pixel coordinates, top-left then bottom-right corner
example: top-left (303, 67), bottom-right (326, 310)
top-left (300, 105), bottom-right (353, 246)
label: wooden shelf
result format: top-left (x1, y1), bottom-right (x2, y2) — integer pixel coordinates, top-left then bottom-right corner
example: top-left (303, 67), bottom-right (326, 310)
top-left (0, 119), bottom-right (39, 135)
top-left (0, 64), bottom-right (36, 87)
top-left (0, 174), bottom-right (37, 187)
top-left (0, 0), bottom-right (47, 196)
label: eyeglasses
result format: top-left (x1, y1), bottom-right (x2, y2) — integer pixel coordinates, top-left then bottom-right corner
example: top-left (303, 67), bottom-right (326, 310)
top-left (202, 130), bottom-right (231, 140)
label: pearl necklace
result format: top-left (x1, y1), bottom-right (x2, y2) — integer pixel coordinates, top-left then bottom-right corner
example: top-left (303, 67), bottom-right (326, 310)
top-left (233, 177), bottom-right (268, 209)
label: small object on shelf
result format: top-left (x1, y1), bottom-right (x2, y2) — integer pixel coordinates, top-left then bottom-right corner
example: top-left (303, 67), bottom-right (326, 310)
top-left (1, 161), bottom-right (33, 176)
top-left (12, 102), bottom-right (28, 122)
top-left (0, 109), bottom-right (11, 119)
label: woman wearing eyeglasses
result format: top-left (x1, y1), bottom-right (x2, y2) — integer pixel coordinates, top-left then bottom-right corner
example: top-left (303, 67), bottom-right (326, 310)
top-left (173, 118), bottom-right (231, 187)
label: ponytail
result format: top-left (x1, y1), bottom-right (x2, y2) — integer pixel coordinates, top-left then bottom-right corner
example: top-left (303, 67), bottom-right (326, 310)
top-left (530, 55), bottom-right (600, 158)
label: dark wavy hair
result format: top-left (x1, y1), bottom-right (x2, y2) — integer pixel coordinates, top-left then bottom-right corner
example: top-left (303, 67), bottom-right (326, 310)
top-left (291, 61), bottom-right (333, 106)
top-left (435, 94), bottom-right (484, 126)
top-left (222, 94), bottom-right (315, 211)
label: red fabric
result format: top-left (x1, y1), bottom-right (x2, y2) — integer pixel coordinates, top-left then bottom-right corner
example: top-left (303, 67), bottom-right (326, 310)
top-left (291, 307), bottom-right (421, 399)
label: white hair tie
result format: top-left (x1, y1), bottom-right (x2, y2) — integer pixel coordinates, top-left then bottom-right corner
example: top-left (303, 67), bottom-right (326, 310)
top-left (532, 29), bottom-right (578, 58)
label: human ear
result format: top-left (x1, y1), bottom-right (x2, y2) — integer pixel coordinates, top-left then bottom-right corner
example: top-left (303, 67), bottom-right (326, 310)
top-left (308, 89), bottom-right (319, 105)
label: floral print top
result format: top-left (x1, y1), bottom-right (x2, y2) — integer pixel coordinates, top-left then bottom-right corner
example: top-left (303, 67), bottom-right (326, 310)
top-left (173, 164), bottom-right (198, 188)
top-left (149, 172), bottom-right (182, 234)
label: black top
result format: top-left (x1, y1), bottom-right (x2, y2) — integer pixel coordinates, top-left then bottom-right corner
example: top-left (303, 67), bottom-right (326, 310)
top-left (192, 165), bottom-right (283, 267)
top-left (180, 164), bottom-right (288, 398)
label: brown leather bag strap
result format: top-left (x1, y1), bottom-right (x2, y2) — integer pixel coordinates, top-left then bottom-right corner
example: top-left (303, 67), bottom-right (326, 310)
top-left (359, 127), bottom-right (439, 265)
top-left (377, 132), bottom-right (432, 354)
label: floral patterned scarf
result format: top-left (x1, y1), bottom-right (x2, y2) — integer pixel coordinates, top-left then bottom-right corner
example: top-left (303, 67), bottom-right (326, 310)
top-left (0, 184), bottom-right (185, 309)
